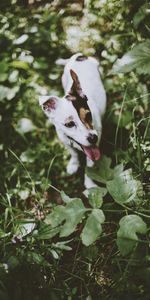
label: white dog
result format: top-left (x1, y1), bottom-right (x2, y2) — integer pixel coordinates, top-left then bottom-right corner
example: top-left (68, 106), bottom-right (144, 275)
top-left (39, 53), bottom-right (106, 188)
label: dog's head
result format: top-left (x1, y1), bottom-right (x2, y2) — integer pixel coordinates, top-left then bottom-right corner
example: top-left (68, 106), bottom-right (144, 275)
top-left (39, 70), bottom-right (101, 161)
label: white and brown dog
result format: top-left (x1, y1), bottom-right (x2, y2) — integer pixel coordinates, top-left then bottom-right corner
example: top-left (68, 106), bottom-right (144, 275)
top-left (39, 53), bottom-right (106, 188)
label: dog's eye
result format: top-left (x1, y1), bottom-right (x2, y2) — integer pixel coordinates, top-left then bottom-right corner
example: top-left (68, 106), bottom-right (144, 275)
top-left (64, 121), bottom-right (76, 128)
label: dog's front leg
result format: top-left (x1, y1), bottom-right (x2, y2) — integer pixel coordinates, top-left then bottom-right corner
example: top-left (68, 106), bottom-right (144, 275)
top-left (66, 146), bottom-right (79, 175)
top-left (84, 158), bottom-right (97, 189)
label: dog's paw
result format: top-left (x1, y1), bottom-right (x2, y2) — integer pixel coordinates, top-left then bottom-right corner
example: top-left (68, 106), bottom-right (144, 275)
top-left (66, 159), bottom-right (79, 175)
top-left (86, 157), bottom-right (94, 168)
top-left (84, 174), bottom-right (97, 189)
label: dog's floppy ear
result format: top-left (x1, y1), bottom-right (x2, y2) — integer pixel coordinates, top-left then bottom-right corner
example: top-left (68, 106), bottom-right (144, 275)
top-left (39, 95), bottom-right (60, 118)
top-left (67, 69), bottom-right (85, 100)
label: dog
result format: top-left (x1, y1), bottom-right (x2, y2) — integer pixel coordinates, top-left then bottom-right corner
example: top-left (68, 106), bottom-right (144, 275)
top-left (39, 53), bottom-right (106, 188)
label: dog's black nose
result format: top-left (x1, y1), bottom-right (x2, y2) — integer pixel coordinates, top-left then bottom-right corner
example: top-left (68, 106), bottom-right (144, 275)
top-left (87, 134), bottom-right (98, 145)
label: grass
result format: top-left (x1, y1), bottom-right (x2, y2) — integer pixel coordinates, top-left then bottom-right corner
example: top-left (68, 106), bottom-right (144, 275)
top-left (0, 1), bottom-right (150, 299)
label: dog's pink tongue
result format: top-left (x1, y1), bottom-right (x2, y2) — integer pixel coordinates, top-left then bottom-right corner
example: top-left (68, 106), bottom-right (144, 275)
top-left (82, 146), bottom-right (100, 161)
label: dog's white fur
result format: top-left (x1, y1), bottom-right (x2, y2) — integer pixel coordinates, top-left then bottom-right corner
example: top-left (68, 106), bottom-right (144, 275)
top-left (39, 53), bottom-right (106, 188)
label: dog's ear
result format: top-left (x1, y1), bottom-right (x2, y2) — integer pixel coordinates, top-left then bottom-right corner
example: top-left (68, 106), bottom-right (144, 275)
top-left (68, 69), bottom-right (85, 99)
top-left (39, 95), bottom-right (60, 118)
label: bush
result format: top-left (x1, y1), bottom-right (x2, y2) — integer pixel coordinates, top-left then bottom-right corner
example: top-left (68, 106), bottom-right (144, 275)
top-left (0, 1), bottom-right (149, 299)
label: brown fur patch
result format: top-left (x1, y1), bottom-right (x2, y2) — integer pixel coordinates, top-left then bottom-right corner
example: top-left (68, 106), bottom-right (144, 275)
top-left (66, 69), bottom-right (93, 129)
top-left (79, 108), bottom-right (93, 129)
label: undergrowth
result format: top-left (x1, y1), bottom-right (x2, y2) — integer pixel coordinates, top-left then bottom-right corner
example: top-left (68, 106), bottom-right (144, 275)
top-left (0, 1), bottom-right (150, 299)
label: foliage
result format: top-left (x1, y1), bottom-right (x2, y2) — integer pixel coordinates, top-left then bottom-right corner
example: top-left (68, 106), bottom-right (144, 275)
top-left (113, 40), bottom-right (150, 75)
top-left (117, 214), bottom-right (147, 256)
top-left (0, 0), bottom-right (150, 299)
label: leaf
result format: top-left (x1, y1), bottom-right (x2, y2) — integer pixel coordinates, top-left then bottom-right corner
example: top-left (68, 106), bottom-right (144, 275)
top-left (0, 229), bottom-right (10, 239)
top-left (81, 209), bottom-right (105, 246)
top-left (111, 111), bottom-right (132, 128)
top-left (0, 85), bottom-right (9, 101)
top-left (20, 150), bottom-right (35, 163)
top-left (86, 156), bottom-right (113, 183)
top-left (0, 61), bottom-right (8, 82)
top-left (106, 169), bottom-right (141, 204)
top-left (18, 189), bottom-right (30, 200)
top-left (8, 70), bottom-right (19, 83)
top-left (45, 206), bottom-right (66, 227)
top-left (27, 252), bottom-right (47, 265)
top-left (36, 224), bottom-right (60, 240)
top-left (13, 34), bottom-right (29, 45)
top-left (16, 118), bottom-right (36, 134)
top-left (133, 3), bottom-right (149, 29)
top-left (60, 191), bottom-right (72, 203)
top-left (7, 86), bottom-right (20, 100)
top-left (10, 60), bottom-right (29, 70)
top-left (53, 240), bottom-right (72, 251)
top-left (82, 245), bottom-right (99, 261)
top-left (84, 187), bottom-right (107, 208)
top-left (60, 198), bottom-right (87, 237)
top-left (117, 215), bottom-right (147, 256)
top-left (45, 197), bottom-right (87, 238)
top-left (7, 256), bottom-right (19, 269)
top-left (112, 40), bottom-right (150, 75)
top-left (0, 74), bottom-right (7, 83)
top-left (50, 249), bottom-right (59, 259)
top-left (33, 58), bottom-right (48, 70)
top-left (14, 221), bottom-right (35, 239)
top-left (86, 155), bottom-right (123, 184)
top-left (18, 53), bottom-right (34, 64)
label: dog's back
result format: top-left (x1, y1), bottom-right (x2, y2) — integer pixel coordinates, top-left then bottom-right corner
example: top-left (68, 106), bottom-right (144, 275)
top-left (58, 53), bottom-right (106, 118)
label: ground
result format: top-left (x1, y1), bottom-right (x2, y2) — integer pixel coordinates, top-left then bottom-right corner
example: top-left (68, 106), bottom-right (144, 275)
top-left (0, 1), bottom-right (149, 300)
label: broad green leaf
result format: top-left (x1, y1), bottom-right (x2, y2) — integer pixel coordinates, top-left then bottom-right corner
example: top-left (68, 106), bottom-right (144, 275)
top-left (45, 197), bottom-right (86, 238)
top-left (36, 224), bottom-right (60, 240)
top-left (113, 40), bottom-right (150, 75)
top-left (61, 191), bottom-right (72, 203)
top-left (86, 155), bottom-right (113, 183)
top-left (86, 155), bottom-right (123, 184)
top-left (133, 3), bottom-right (149, 29)
top-left (81, 209), bottom-right (105, 246)
top-left (60, 198), bottom-right (87, 237)
top-left (107, 169), bottom-right (140, 204)
top-left (117, 215), bottom-right (147, 256)
top-left (84, 187), bottom-right (107, 208)
top-left (45, 206), bottom-right (66, 227)
top-left (113, 163), bottom-right (124, 177)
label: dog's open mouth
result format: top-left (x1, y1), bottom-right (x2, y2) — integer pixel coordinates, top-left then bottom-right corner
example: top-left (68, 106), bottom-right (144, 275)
top-left (82, 145), bottom-right (100, 161)
top-left (67, 136), bottom-right (100, 161)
